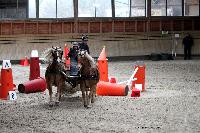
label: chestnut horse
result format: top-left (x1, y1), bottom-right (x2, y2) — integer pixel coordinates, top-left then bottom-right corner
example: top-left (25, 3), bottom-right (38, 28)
top-left (43, 46), bottom-right (67, 106)
top-left (78, 50), bottom-right (100, 108)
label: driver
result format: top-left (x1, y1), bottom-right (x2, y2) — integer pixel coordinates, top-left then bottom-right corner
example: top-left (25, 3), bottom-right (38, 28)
top-left (67, 42), bottom-right (79, 76)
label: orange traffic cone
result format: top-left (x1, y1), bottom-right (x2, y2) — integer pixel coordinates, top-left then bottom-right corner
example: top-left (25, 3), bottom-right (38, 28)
top-left (20, 59), bottom-right (25, 66)
top-left (64, 44), bottom-right (70, 70)
top-left (20, 57), bottom-right (29, 66)
top-left (131, 87), bottom-right (140, 97)
top-left (98, 46), bottom-right (109, 82)
top-left (109, 77), bottom-right (117, 83)
top-left (96, 81), bottom-right (129, 96)
top-left (64, 44), bottom-right (69, 57)
top-left (0, 60), bottom-right (15, 100)
top-left (24, 57), bottom-right (29, 66)
top-left (0, 71), bottom-right (1, 84)
top-left (29, 50), bottom-right (40, 80)
top-left (18, 77), bottom-right (46, 94)
top-left (0, 71), bottom-right (1, 88)
top-left (132, 62), bottom-right (146, 92)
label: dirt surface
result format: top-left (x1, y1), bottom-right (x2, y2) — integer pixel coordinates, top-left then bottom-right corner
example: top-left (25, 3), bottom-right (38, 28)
top-left (0, 60), bottom-right (200, 133)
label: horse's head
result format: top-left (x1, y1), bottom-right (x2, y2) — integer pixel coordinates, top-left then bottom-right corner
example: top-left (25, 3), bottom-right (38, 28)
top-left (78, 50), bottom-right (87, 63)
top-left (79, 50), bottom-right (87, 58)
top-left (51, 46), bottom-right (63, 63)
top-left (78, 50), bottom-right (96, 68)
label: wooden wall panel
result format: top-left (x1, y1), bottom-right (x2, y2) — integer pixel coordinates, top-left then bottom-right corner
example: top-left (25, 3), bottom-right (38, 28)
top-left (38, 23), bottom-right (49, 34)
top-left (51, 22), bottom-right (62, 34)
top-left (78, 22), bottom-right (88, 33)
top-left (0, 23), bottom-right (1, 35)
top-left (63, 22), bottom-right (72, 33)
top-left (184, 20), bottom-right (193, 31)
top-left (114, 21), bottom-right (124, 32)
top-left (0, 18), bottom-right (199, 35)
top-left (12, 23), bottom-right (24, 34)
top-left (173, 20), bottom-right (182, 31)
top-left (137, 21), bottom-right (145, 32)
top-left (25, 23), bottom-right (37, 34)
top-left (1, 23), bottom-right (11, 35)
top-left (102, 22), bottom-right (112, 33)
top-left (125, 21), bottom-right (136, 32)
top-left (194, 20), bottom-right (200, 30)
top-left (90, 22), bottom-right (100, 33)
top-left (161, 21), bottom-right (171, 31)
top-left (150, 21), bottom-right (160, 31)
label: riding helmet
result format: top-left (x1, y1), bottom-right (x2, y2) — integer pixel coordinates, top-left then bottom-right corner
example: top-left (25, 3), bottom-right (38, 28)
top-left (81, 35), bottom-right (88, 41)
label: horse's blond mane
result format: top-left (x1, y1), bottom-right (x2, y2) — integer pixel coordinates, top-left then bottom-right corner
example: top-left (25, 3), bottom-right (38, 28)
top-left (85, 52), bottom-right (96, 68)
top-left (41, 48), bottom-right (53, 63)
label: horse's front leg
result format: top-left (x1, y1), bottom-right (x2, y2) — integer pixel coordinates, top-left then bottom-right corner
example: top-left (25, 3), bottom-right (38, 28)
top-left (85, 90), bottom-right (90, 107)
top-left (80, 83), bottom-right (87, 108)
top-left (47, 83), bottom-right (54, 107)
top-left (90, 85), bottom-right (96, 103)
top-left (55, 83), bottom-right (62, 106)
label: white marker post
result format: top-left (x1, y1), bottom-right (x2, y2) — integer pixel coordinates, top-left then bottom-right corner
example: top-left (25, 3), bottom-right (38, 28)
top-left (8, 91), bottom-right (17, 101)
top-left (2, 60), bottom-right (12, 69)
top-left (117, 67), bottom-right (139, 89)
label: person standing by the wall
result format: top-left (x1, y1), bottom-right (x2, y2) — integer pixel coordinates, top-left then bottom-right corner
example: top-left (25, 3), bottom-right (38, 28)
top-left (182, 33), bottom-right (193, 60)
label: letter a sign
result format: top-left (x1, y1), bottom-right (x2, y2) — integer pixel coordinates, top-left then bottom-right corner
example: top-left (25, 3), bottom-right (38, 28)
top-left (2, 60), bottom-right (12, 69)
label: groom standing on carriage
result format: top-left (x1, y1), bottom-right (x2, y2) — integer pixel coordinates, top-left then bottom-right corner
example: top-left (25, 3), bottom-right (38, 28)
top-left (79, 35), bottom-right (90, 54)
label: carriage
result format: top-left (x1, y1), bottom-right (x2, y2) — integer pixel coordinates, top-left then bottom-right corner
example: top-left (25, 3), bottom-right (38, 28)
top-left (43, 46), bottom-right (99, 108)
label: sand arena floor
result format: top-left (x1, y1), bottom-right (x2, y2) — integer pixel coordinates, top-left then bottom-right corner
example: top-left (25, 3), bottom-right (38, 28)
top-left (0, 59), bottom-right (200, 133)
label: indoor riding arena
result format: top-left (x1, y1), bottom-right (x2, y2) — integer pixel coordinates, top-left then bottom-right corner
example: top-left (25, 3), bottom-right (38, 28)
top-left (0, 0), bottom-right (200, 133)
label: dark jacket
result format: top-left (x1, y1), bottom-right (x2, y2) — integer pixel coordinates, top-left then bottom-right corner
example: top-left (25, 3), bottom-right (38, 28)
top-left (183, 35), bottom-right (193, 48)
top-left (68, 48), bottom-right (79, 61)
top-left (79, 42), bottom-right (90, 54)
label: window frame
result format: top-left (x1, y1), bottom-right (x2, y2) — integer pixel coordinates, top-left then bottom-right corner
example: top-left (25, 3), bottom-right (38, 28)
top-left (0, 0), bottom-right (199, 20)
top-left (184, 0), bottom-right (200, 16)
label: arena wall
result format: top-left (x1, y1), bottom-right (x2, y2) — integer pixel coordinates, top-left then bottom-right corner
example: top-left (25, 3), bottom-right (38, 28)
top-left (0, 19), bottom-right (200, 60)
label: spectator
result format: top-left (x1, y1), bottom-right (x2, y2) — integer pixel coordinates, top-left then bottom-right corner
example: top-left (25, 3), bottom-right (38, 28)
top-left (182, 33), bottom-right (193, 60)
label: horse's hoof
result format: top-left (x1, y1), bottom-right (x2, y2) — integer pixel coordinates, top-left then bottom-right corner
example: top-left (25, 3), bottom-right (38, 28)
top-left (87, 105), bottom-right (92, 109)
top-left (84, 105), bottom-right (92, 109)
top-left (55, 101), bottom-right (60, 106)
top-left (49, 100), bottom-right (55, 107)
top-left (49, 103), bottom-right (54, 107)
top-left (91, 99), bottom-right (95, 103)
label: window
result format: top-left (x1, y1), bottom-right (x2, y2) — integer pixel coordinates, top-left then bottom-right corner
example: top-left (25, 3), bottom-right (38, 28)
top-left (131, 0), bottom-right (146, 16)
top-left (115, 0), bottom-right (146, 17)
top-left (167, 0), bottom-right (182, 16)
top-left (184, 0), bottom-right (199, 16)
top-left (78, 0), bottom-right (112, 17)
top-left (57, 0), bottom-right (74, 18)
top-left (29, 0), bottom-right (36, 18)
top-left (151, 0), bottom-right (166, 16)
top-left (39, 0), bottom-right (56, 18)
top-left (115, 0), bottom-right (130, 17)
top-left (0, 0), bottom-right (27, 19)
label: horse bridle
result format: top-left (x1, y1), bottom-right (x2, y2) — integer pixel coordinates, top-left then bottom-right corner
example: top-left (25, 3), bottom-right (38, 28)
top-left (52, 46), bottom-right (63, 63)
top-left (78, 50), bottom-right (87, 58)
